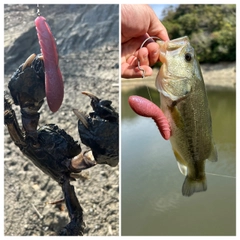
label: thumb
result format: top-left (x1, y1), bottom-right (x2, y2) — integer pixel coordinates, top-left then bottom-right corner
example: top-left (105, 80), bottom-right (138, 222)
top-left (147, 6), bottom-right (170, 41)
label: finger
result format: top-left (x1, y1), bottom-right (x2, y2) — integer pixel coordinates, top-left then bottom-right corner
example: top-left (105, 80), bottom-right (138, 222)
top-left (126, 55), bottom-right (138, 65)
top-left (138, 41), bottom-right (160, 67)
top-left (147, 42), bottom-right (160, 66)
top-left (154, 25), bottom-right (170, 41)
top-left (121, 34), bottom-right (149, 58)
top-left (121, 63), bottom-right (152, 78)
top-left (138, 47), bottom-right (149, 66)
top-left (147, 6), bottom-right (170, 41)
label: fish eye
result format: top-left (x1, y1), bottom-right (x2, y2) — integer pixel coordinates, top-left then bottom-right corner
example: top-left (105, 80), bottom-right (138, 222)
top-left (185, 53), bottom-right (192, 62)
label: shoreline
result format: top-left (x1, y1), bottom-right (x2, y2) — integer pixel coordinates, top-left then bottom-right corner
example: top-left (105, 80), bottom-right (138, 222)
top-left (122, 62), bottom-right (236, 91)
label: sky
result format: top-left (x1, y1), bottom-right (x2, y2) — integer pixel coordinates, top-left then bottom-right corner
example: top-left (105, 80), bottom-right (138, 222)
top-left (150, 4), bottom-right (179, 20)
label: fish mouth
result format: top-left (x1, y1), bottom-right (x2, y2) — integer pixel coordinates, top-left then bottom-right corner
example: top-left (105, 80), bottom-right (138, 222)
top-left (169, 36), bottom-right (189, 44)
top-left (157, 40), bottom-right (167, 64)
top-left (158, 36), bottom-right (189, 60)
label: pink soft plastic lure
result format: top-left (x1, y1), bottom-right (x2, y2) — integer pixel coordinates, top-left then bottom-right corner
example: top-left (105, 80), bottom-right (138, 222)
top-left (35, 16), bottom-right (64, 113)
top-left (128, 95), bottom-right (171, 140)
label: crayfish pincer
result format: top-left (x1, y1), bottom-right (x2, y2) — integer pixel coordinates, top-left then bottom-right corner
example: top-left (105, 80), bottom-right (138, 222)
top-left (4, 54), bottom-right (119, 236)
top-left (74, 91), bottom-right (119, 167)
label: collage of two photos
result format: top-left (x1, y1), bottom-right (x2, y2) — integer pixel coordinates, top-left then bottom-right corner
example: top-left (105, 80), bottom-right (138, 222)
top-left (4, 3), bottom-right (236, 237)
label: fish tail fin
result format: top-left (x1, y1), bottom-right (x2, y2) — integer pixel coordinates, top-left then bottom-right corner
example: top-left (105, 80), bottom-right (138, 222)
top-left (182, 176), bottom-right (207, 197)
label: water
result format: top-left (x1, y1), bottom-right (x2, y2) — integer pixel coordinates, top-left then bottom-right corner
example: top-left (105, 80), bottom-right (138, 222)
top-left (121, 85), bottom-right (236, 236)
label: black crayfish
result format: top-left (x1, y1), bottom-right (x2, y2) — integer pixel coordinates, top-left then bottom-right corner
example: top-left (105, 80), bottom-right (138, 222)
top-left (4, 53), bottom-right (119, 236)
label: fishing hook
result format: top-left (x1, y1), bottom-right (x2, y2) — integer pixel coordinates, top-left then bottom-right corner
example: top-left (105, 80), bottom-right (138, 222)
top-left (138, 36), bottom-right (162, 78)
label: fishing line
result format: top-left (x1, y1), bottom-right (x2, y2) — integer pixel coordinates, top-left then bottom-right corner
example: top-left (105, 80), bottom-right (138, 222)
top-left (146, 86), bottom-right (153, 102)
top-left (138, 36), bottom-right (162, 102)
top-left (206, 172), bottom-right (235, 179)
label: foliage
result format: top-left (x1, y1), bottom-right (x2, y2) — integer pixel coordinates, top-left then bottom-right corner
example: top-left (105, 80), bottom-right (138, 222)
top-left (161, 4), bottom-right (236, 63)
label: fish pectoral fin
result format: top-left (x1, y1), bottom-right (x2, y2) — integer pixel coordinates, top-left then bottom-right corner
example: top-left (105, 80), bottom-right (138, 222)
top-left (170, 92), bottom-right (190, 108)
top-left (208, 143), bottom-right (218, 162)
top-left (173, 149), bottom-right (187, 176)
top-left (169, 106), bottom-right (184, 129)
top-left (182, 176), bottom-right (207, 197)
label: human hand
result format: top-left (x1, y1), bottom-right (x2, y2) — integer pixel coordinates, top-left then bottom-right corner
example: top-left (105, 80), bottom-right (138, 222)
top-left (121, 4), bottom-right (169, 78)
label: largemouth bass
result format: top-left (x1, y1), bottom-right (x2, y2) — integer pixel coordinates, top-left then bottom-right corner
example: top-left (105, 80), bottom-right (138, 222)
top-left (156, 36), bottom-right (218, 197)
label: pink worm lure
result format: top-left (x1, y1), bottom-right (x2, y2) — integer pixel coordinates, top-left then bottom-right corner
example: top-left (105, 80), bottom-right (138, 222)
top-left (35, 16), bottom-right (64, 113)
top-left (128, 95), bottom-right (171, 140)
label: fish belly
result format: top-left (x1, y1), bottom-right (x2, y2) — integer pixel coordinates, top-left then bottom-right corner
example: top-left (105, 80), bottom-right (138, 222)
top-left (161, 83), bottom-right (217, 196)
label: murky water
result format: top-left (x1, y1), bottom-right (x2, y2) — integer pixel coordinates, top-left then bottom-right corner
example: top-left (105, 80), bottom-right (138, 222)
top-left (121, 85), bottom-right (236, 236)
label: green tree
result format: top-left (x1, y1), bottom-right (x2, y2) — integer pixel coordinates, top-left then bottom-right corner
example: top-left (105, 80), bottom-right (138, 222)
top-left (161, 4), bottom-right (236, 63)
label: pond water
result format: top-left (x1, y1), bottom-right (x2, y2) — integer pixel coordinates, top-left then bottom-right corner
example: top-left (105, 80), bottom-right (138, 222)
top-left (121, 85), bottom-right (236, 236)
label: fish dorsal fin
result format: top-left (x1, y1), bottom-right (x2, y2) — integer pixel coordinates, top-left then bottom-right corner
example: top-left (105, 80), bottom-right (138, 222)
top-left (177, 161), bottom-right (188, 176)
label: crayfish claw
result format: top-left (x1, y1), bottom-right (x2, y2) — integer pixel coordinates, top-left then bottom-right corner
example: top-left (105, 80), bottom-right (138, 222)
top-left (22, 53), bottom-right (36, 71)
top-left (70, 151), bottom-right (96, 172)
top-left (81, 91), bottom-right (99, 100)
top-left (73, 109), bottom-right (88, 128)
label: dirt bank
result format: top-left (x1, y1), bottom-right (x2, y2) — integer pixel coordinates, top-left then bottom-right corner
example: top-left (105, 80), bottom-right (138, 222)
top-left (122, 62), bottom-right (236, 91)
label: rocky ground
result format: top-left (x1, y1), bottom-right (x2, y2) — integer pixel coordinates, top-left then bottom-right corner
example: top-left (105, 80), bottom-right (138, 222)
top-left (4, 4), bottom-right (119, 236)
